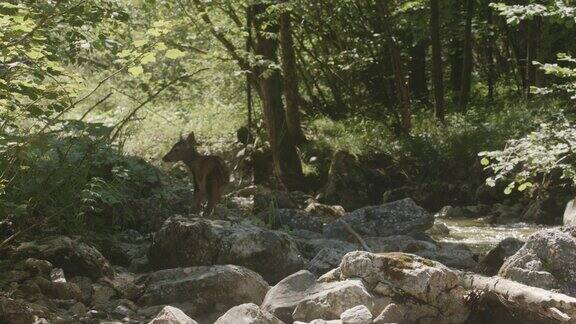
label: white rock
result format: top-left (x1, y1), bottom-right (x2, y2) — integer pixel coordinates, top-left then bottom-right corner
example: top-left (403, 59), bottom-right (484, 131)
top-left (148, 306), bottom-right (198, 324)
top-left (214, 303), bottom-right (284, 324)
top-left (340, 305), bottom-right (373, 324)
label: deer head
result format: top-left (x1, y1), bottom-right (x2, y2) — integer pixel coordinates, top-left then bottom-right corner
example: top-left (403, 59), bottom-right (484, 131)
top-left (162, 132), bottom-right (200, 162)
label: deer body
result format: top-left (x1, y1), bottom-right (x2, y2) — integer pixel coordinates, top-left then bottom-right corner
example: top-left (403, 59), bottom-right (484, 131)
top-left (163, 132), bottom-right (230, 213)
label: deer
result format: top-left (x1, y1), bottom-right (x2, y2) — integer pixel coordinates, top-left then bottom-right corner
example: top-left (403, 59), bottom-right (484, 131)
top-left (163, 132), bottom-right (230, 214)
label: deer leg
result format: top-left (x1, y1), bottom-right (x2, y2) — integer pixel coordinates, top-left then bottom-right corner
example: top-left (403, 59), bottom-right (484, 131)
top-left (206, 179), bottom-right (220, 214)
top-left (193, 177), bottom-right (206, 211)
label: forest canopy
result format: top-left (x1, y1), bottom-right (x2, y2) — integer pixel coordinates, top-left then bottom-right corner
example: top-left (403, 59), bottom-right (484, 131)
top-left (1, 0), bottom-right (576, 231)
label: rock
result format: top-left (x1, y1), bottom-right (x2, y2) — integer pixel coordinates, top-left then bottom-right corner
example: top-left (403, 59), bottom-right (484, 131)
top-left (306, 235), bottom-right (478, 276)
top-left (499, 227), bottom-right (576, 295)
top-left (383, 183), bottom-right (474, 212)
top-left (415, 242), bottom-right (479, 271)
top-left (340, 305), bottom-right (372, 324)
top-left (69, 276), bottom-right (93, 303)
top-left (490, 203), bottom-right (525, 222)
top-left (291, 278), bottom-right (375, 322)
top-left (34, 277), bottom-right (82, 300)
top-left (426, 222), bottom-right (450, 236)
top-left (262, 270), bottom-right (317, 323)
top-left (22, 258), bottom-right (53, 276)
top-left (50, 268), bottom-right (66, 283)
top-left (481, 237), bottom-right (524, 275)
top-left (308, 248), bottom-right (355, 277)
top-left (323, 199), bottom-right (433, 241)
top-left (256, 209), bottom-right (324, 233)
top-left (0, 296), bottom-right (35, 324)
top-left (251, 187), bottom-right (298, 213)
top-left (0, 270), bottom-right (31, 284)
top-left (148, 306), bottom-right (198, 324)
top-left (319, 151), bottom-right (373, 211)
top-left (436, 205), bottom-right (491, 219)
top-left (14, 235), bottom-right (114, 280)
top-left (139, 265), bottom-right (269, 321)
top-left (338, 251), bottom-right (470, 324)
top-left (564, 198), bottom-right (576, 226)
top-left (305, 203), bottom-right (345, 223)
top-left (113, 304), bottom-right (132, 317)
top-left (93, 230), bottom-right (150, 272)
top-left (373, 303), bottom-right (403, 324)
top-left (214, 303), bottom-right (284, 324)
top-left (148, 216), bottom-right (305, 283)
top-left (91, 283), bottom-right (116, 308)
top-left (69, 302), bottom-right (88, 317)
top-left (110, 268), bottom-right (142, 301)
top-left (261, 270), bottom-right (377, 323)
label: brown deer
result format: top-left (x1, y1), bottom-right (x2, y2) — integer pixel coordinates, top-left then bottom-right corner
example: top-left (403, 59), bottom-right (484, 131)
top-left (163, 132), bottom-right (230, 213)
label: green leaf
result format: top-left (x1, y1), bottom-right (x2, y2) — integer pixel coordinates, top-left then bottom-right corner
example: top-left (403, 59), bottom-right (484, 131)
top-left (128, 65), bottom-right (144, 76)
top-left (117, 49), bottom-right (133, 58)
top-left (133, 39), bottom-right (148, 48)
top-left (504, 187), bottom-right (513, 195)
top-left (140, 52), bottom-right (156, 65)
top-left (480, 157), bottom-right (490, 166)
top-left (518, 182), bottom-right (533, 192)
top-left (28, 50), bottom-right (44, 59)
top-left (146, 28), bottom-right (161, 37)
top-left (155, 42), bottom-right (167, 51)
top-left (165, 48), bottom-right (185, 59)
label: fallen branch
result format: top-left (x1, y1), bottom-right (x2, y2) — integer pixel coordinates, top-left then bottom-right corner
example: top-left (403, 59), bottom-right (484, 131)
top-left (340, 219), bottom-right (372, 252)
top-left (460, 272), bottom-right (576, 322)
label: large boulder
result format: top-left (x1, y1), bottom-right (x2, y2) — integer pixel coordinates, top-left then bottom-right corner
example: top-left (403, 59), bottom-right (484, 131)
top-left (215, 303), bottom-right (284, 324)
top-left (305, 203), bottom-right (345, 223)
top-left (0, 296), bottom-right (35, 324)
top-left (338, 251), bottom-right (470, 324)
top-left (319, 151), bottom-right (375, 211)
top-left (481, 237), bottom-right (524, 275)
top-left (13, 236), bottom-right (114, 279)
top-left (291, 278), bottom-right (376, 322)
top-left (148, 306), bottom-right (198, 324)
top-left (91, 229), bottom-right (150, 273)
top-left (499, 227), bottom-right (576, 295)
top-left (261, 270), bottom-right (379, 323)
top-left (305, 235), bottom-right (478, 276)
top-left (139, 265), bottom-right (269, 322)
top-left (323, 199), bottom-right (433, 241)
top-left (256, 209), bottom-right (324, 233)
top-left (340, 305), bottom-right (372, 324)
top-left (436, 205), bottom-right (491, 219)
top-left (148, 216), bottom-right (305, 283)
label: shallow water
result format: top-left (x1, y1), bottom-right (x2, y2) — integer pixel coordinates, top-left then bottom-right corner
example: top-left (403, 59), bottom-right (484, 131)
top-left (432, 217), bottom-right (555, 254)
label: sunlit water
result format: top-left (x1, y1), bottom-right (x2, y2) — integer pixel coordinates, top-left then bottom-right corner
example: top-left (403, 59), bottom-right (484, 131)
top-left (432, 217), bottom-right (555, 254)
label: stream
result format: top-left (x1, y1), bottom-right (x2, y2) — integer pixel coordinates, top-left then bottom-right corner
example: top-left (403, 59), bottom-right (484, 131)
top-left (432, 217), bottom-right (555, 254)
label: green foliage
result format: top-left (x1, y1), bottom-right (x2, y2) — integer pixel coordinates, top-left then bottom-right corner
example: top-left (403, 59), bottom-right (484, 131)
top-left (310, 99), bottom-right (561, 184)
top-left (480, 115), bottom-right (576, 197)
top-left (0, 121), bottom-right (187, 232)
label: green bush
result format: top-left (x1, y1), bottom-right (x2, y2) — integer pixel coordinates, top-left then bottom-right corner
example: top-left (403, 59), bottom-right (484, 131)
top-left (0, 120), bottom-right (191, 233)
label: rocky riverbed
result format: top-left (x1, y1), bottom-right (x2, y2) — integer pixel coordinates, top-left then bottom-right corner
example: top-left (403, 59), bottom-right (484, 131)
top-left (0, 185), bottom-right (573, 324)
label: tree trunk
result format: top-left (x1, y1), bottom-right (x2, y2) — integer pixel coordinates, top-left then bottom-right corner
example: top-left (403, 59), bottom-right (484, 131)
top-left (252, 3), bottom-right (303, 189)
top-left (378, 0), bottom-right (411, 134)
top-left (409, 40), bottom-right (428, 101)
top-left (525, 20), bottom-right (537, 100)
top-left (279, 5), bottom-right (307, 145)
top-left (486, 8), bottom-right (496, 102)
top-left (459, 0), bottom-right (474, 112)
top-left (430, 0), bottom-right (445, 120)
top-left (460, 272), bottom-right (576, 322)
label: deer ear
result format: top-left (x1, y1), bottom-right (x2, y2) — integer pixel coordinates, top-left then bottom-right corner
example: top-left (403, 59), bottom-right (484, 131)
top-left (186, 132), bottom-right (198, 145)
